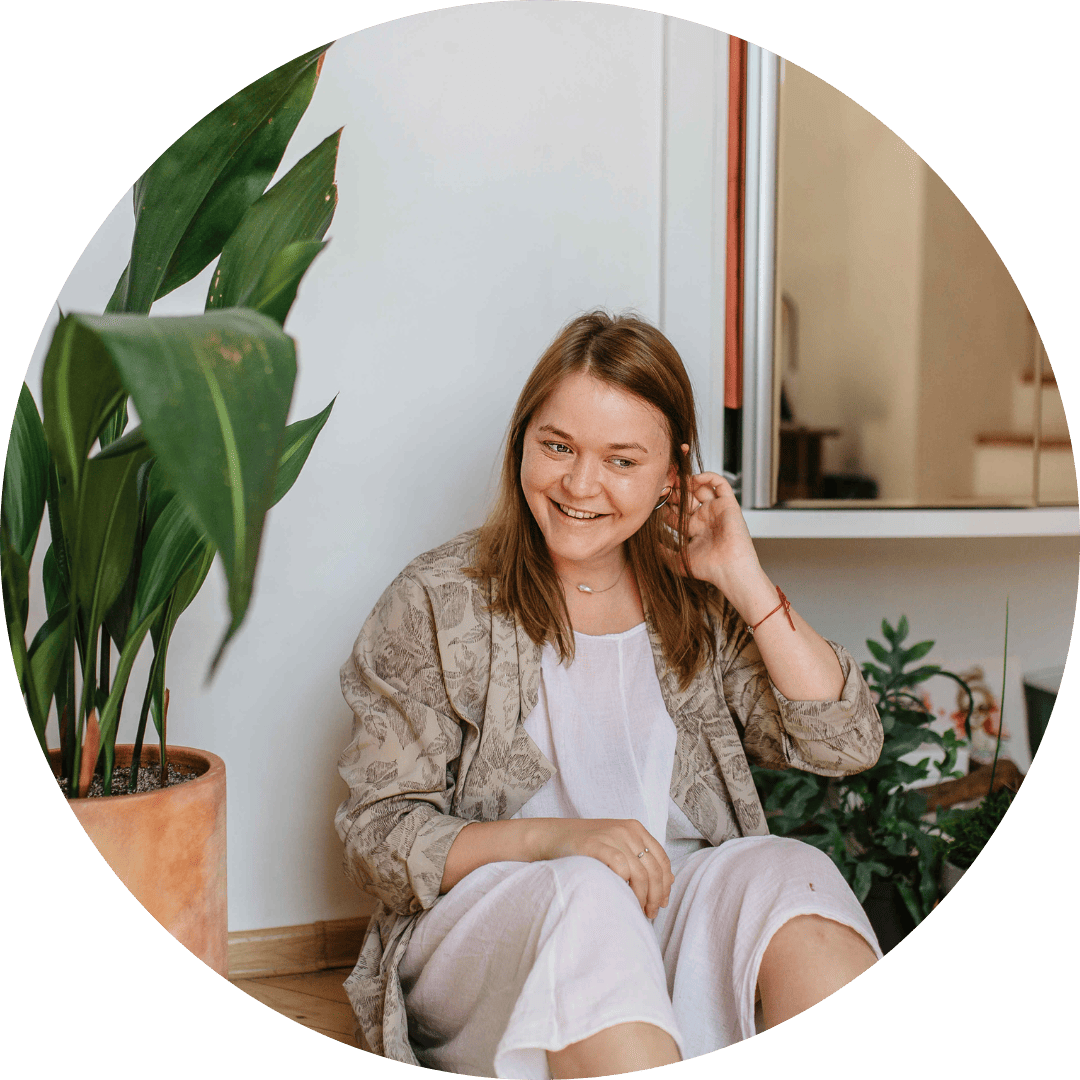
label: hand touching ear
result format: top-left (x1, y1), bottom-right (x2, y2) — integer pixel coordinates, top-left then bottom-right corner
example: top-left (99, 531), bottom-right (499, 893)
top-left (660, 461), bottom-right (846, 703)
top-left (663, 471), bottom-right (763, 593)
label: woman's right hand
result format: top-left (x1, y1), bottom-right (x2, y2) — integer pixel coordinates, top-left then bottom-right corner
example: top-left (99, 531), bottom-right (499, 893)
top-left (441, 817), bottom-right (674, 919)
top-left (538, 818), bottom-right (674, 920)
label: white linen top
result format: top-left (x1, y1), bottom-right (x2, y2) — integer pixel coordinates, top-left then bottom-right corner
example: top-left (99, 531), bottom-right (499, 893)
top-left (512, 623), bottom-right (708, 864)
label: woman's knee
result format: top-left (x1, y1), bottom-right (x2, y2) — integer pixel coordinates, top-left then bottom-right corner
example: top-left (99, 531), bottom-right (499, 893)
top-left (550, 854), bottom-right (633, 891)
top-left (547, 855), bottom-right (645, 914)
top-left (723, 835), bottom-right (847, 888)
top-left (763, 913), bottom-right (877, 982)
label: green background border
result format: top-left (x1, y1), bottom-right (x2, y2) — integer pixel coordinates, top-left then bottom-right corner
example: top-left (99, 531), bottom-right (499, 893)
top-left (4, 0), bottom-right (1075, 1075)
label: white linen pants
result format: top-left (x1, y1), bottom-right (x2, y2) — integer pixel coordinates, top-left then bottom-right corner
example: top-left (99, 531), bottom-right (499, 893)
top-left (398, 834), bottom-right (882, 1078)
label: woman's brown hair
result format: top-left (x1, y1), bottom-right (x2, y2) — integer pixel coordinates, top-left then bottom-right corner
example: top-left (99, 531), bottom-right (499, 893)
top-left (467, 310), bottom-right (722, 688)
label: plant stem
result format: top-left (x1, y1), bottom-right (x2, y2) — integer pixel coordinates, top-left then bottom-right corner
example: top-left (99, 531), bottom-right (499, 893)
top-left (934, 672), bottom-right (974, 740)
top-left (989, 599), bottom-right (1009, 790)
top-left (98, 624), bottom-right (110, 700)
top-left (61, 648), bottom-right (76, 784)
top-left (71, 620), bottom-right (99, 798)
top-left (128, 644), bottom-right (163, 791)
top-left (159, 688), bottom-right (169, 789)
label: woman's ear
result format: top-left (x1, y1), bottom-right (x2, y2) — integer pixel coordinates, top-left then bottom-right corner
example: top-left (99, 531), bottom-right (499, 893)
top-left (667, 443), bottom-right (689, 489)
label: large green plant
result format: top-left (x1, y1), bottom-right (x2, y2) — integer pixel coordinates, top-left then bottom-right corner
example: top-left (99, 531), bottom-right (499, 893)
top-left (2, 45), bottom-right (338, 797)
top-left (752, 617), bottom-right (973, 926)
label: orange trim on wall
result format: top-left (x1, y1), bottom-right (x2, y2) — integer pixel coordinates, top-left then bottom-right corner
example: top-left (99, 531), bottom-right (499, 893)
top-left (724, 36), bottom-right (748, 410)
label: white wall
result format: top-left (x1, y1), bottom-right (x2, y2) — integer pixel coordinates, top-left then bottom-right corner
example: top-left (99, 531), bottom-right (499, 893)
top-left (21, 4), bottom-right (1077, 933)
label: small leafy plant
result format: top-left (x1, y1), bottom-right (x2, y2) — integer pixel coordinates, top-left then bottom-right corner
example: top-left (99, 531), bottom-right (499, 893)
top-left (2, 45), bottom-right (338, 799)
top-left (753, 616), bottom-right (973, 926)
top-left (936, 788), bottom-right (1013, 871)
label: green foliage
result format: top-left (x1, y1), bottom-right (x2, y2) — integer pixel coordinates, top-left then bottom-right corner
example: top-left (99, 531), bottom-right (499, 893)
top-left (2, 46), bottom-right (339, 796)
top-left (752, 617), bottom-right (973, 926)
top-left (936, 788), bottom-right (1014, 871)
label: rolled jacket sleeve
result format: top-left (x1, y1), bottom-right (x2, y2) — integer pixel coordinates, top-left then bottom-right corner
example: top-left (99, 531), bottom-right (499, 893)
top-left (335, 571), bottom-right (473, 916)
top-left (717, 598), bottom-right (883, 776)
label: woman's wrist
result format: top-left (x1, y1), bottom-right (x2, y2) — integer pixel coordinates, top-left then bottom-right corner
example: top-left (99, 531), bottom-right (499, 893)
top-left (442, 817), bottom-right (559, 893)
top-left (710, 562), bottom-right (780, 626)
top-left (519, 816), bottom-right (553, 862)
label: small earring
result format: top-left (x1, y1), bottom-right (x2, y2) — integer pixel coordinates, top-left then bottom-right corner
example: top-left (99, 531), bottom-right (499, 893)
top-left (654, 488), bottom-right (671, 511)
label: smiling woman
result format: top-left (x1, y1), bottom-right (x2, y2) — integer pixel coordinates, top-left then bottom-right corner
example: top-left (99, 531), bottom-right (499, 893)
top-left (335, 311), bottom-right (884, 1077)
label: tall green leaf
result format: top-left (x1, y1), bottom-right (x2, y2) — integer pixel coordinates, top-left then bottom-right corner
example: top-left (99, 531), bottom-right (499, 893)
top-left (149, 542), bottom-right (216, 730)
top-left (103, 558), bottom-right (141, 653)
top-left (69, 448), bottom-right (152, 639)
top-left (2, 384), bottom-right (50, 566)
top-left (1, 527), bottom-right (30, 677)
top-left (70, 309), bottom-right (296, 670)
top-left (114, 45), bottom-right (331, 314)
top-left (92, 424), bottom-right (148, 460)
top-left (141, 459), bottom-right (178, 536)
top-left (42, 544), bottom-right (65, 617)
top-left (27, 606), bottom-right (70, 734)
top-left (245, 240), bottom-right (329, 327)
top-left (206, 130), bottom-right (340, 311)
top-left (272, 398), bottom-right (336, 507)
top-left (44, 464), bottom-right (71, 605)
top-left (41, 316), bottom-right (126, 500)
top-left (129, 496), bottom-right (208, 632)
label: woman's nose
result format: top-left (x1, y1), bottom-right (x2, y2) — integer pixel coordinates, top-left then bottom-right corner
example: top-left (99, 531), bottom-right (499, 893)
top-left (564, 456), bottom-right (601, 498)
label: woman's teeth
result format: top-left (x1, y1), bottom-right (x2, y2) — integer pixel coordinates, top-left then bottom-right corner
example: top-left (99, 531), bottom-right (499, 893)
top-left (557, 502), bottom-right (601, 520)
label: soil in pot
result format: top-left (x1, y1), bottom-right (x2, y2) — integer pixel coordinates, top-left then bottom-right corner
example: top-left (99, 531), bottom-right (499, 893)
top-left (57, 762), bottom-right (199, 797)
top-left (861, 879), bottom-right (917, 954)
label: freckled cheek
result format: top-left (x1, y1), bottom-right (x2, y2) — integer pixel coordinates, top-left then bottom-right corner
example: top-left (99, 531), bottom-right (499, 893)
top-left (521, 456), bottom-right (564, 495)
top-left (612, 478), bottom-right (659, 519)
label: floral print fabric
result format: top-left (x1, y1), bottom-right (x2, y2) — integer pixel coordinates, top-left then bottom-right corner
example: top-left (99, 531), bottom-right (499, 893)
top-left (335, 530), bottom-right (882, 1062)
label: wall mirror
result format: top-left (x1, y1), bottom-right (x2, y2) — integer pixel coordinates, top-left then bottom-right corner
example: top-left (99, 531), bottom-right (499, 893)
top-left (745, 59), bottom-right (1074, 509)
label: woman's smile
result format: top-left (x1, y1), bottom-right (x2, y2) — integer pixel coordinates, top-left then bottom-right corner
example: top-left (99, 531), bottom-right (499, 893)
top-left (552, 499), bottom-right (607, 520)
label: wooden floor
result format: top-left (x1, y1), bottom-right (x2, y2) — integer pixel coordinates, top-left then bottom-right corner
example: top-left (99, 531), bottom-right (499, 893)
top-left (232, 966), bottom-right (365, 1050)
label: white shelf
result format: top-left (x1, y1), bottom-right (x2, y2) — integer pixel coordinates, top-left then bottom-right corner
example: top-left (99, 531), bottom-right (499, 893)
top-left (743, 506), bottom-right (1079, 539)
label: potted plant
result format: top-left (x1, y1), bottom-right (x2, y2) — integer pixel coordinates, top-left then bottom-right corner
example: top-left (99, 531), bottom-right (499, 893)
top-left (1, 43), bottom-right (339, 975)
top-left (752, 617), bottom-right (973, 952)
top-left (937, 788), bottom-right (1014, 894)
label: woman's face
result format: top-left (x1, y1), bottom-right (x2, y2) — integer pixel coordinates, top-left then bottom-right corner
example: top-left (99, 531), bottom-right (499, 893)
top-left (520, 370), bottom-right (676, 572)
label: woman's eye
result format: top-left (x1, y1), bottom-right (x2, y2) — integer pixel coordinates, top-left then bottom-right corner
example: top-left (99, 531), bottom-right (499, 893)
top-left (610, 458), bottom-right (635, 469)
top-left (546, 442), bottom-right (572, 454)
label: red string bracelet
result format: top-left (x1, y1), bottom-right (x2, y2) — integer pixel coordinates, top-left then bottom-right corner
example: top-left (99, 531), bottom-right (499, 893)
top-left (747, 586), bottom-right (796, 635)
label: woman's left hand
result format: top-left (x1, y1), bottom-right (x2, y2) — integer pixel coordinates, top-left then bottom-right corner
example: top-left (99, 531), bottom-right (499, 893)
top-left (663, 471), bottom-right (762, 593)
top-left (661, 462), bottom-right (847, 702)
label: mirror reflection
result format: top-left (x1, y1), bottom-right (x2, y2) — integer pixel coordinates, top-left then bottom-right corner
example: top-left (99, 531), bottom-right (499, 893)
top-left (773, 61), bottom-right (1074, 507)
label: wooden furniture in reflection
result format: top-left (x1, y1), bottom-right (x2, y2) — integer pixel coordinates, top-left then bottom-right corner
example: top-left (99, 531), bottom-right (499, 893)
top-left (777, 423), bottom-right (841, 501)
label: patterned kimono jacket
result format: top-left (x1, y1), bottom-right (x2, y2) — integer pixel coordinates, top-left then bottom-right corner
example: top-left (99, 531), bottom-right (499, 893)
top-left (335, 531), bottom-right (882, 1063)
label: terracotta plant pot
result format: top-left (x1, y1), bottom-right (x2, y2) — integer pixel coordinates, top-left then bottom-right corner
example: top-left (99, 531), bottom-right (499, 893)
top-left (50, 744), bottom-right (228, 975)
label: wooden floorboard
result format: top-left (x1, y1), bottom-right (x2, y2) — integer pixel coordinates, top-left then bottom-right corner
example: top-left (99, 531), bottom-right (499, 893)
top-left (255, 968), bottom-right (353, 1004)
top-left (232, 966), bottom-right (367, 1051)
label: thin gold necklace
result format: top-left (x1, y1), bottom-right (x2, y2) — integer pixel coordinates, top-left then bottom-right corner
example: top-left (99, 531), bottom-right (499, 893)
top-left (562, 559), bottom-right (627, 595)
